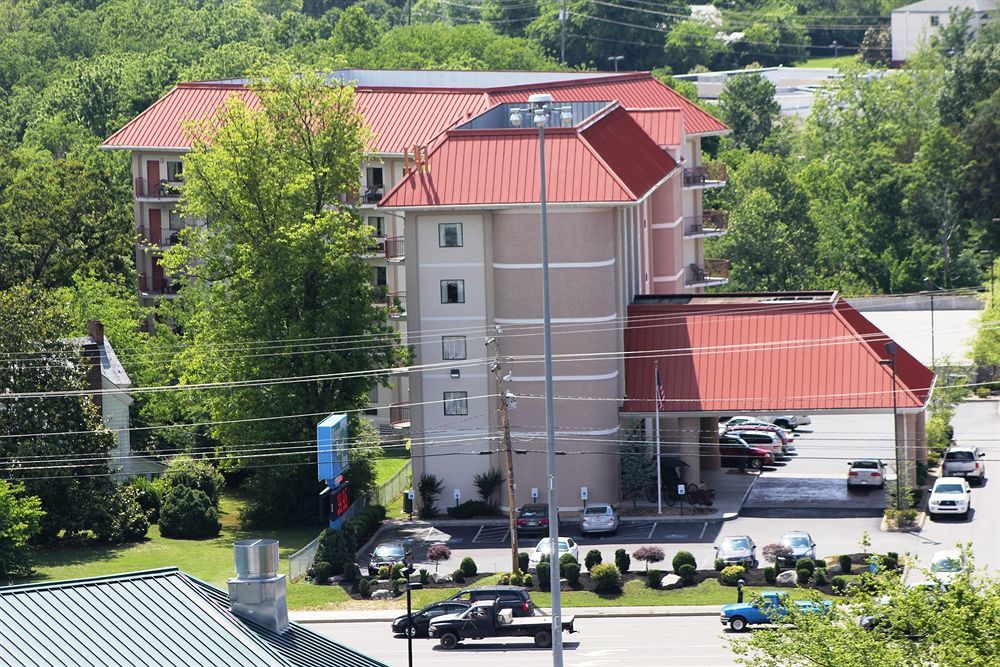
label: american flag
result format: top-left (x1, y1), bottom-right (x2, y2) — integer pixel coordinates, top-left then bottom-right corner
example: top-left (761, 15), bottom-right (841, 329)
top-left (655, 365), bottom-right (665, 410)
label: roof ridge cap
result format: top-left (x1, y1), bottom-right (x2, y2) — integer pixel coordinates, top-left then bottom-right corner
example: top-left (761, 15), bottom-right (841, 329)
top-left (0, 567), bottom-right (181, 592)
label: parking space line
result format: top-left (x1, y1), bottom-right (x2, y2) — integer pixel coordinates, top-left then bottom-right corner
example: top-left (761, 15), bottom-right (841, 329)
top-left (648, 522), bottom-right (657, 540)
top-left (699, 522), bottom-right (707, 539)
top-left (472, 525), bottom-right (485, 543)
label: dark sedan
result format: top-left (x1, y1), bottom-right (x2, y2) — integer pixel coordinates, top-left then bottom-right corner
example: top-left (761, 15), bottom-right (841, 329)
top-left (391, 600), bottom-right (471, 637)
top-left (368, 542), bottom-right (406, 575)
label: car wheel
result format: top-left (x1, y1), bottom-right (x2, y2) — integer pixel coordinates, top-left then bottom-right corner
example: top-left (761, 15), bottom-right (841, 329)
top-left (747, 458), bottom-right (762, 471)
top-left (729, 616), bottom-right (748, 632)
top-left (534, 629), bottom-right (553, 648)
top-left (963, 508), bottom-right (970, 520)
top-left (439, 633), bottom-right (459, 650)
top-left (403, 624), bottom-right (418, 638)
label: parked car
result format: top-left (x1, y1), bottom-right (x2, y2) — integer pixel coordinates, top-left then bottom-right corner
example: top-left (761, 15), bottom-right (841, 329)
top-left (766, 415), bottom-right (811, 431)
top-left (368, 542), bottom-right (406, 575)
top-left (528, 537), bottom-right (579, 571)
top-left (715, 535), bottom-right (757, 568)
top-left (928, 550), bottom-right (966, 584)
top-left (727, 422), bottom-right (794, 453)
top-left (516, 503), bottom-right (554, 535)
top-left (719, 435), bottom-right (774, 470)
top-left (726, 429), bottom-right (785, 458)
top-left (720, 591), bottom-right (830, 632)
top-left (430, 599), bottom-right (576, 649)
top-left (928, 477), bottom-right (972, 519)
top-left (447, 585), bottom-right (535, 617)
top-left (580, 503), bottom-right (619, 535)
top-left (847, 459), bottom-right (886, 488)
top-left (942, 446), bottom-right (986, 485)
top-left (391, 600), bottom-right (470, 637)
top-left (777, 531), bottom-right (817, 568)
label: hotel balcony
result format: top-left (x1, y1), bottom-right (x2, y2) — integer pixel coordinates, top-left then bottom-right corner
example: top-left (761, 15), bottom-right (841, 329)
top-left (684, 210), bottom-right (728, 238)
top-left (389, 403), bottom-right (410, 429)
top-left (135, 177), bottom-right (183, 200)
top-left (137, 274), bottom-right (181, 297)
top-left (682, 161), bottom-right (727, 189)
top-left (363, 236), bottom-right (386, 258)
top-left (387, 291), bottom-right (406, 319)
top-left (685, 259), bottom-right (730, 287)
top-left (363, 184), bottom-right (384, 204)
top-left (384, 236), bottom-right (405, 262)
top-left (136, 226), bottom-right (181, 250)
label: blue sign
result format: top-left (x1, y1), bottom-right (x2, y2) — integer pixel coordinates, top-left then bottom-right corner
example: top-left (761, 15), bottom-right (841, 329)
top-left (317, 413), bottom-right (349, 486)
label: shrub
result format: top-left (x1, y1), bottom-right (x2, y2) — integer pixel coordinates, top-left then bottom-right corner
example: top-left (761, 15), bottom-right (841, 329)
top-left (316, 528), bottom-right (358, 576)
top-left (313, 561), bottom-right (333, 584)
top-left (714, 558), bottom-right (726, 571)
top-left (721, 565), bottom-right (746, 586)
top-left (796, 567), bottom-right (812, 584)
top-left (452, 568), bottom-right (466, 583)
top-left (128, 476), bottom-right (162, 523)
top-left (472, 469), bottom-right (504, 507)
top-left (536, 560), bottom-right (551, 590)
top-left (882, 553), bottom-right (899, 571)
top-left (671, 550), bottom-right (696, 575)
top-left (560, 552), bottom-right (578, 567)
top-left (615, 548), bottom-right (631, 574)
top-left (427, 544), bottom-right (451, 571)
top-left (499, 572), bottom-right (511, 585)
top-left (678, 563), bottom-right (696, 583)
top-left (390, 562), bottom-right (404, 580)
top-left (813, 569), bottom-right (828, 586)
top-left (155, 456), bottom-right (225, 508)
top-left (358, 578), bottom-right (372, 598)
top-left (584, 549), bottom-right (603, 571)
top-left (518, 551), bottom-right (530, 573)
top-left (417, 473), bottom-right (444, 518)
top-left (341, 562), bottom-right (359, 583)
top-left (838, 554), bottom-right (852, 575)
top-left (510, 571), bottom-right (524, 586)
top-left (763, 566), bottom-right (777, 584)
top-left (590, 563), bottom-right (623, 592)
top-left (634, 546), bottom-right (666, 571)
top-left (796, 557), bottom-right (816, 574)
top-left (419, 568), bottom-right (430, 585)
top-left (158, 486), bottom-right (221, 539)
top-left (460, 556), bottom-right (478, 577)
top-left (646, 568), bottom-right (662, 589)
top-left (563, 562), bottom-right (581, 586)
top-left (446, 500), bottom-right (492, 519)
top-left (762, 543), bottom-right (792, 568)
top-left (378, 565), bottom-right (391, 579)
top-left (831, 576), bottom-right (847, 594)
top-left (522, 572), bottom-right (533, 588)
top-left (392, 577), bottom-right (407, 595)
top-left (95, 484), bottom-right (150, 544)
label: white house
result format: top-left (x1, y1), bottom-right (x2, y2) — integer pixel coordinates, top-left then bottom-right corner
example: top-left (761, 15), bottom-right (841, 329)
top-left (891, 0), bottom-right (997, 64)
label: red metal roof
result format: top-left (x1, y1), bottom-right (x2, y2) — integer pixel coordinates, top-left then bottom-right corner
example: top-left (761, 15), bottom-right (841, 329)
top-left (353, 90), bottom-right (490, 154)
top-left (626, 108), bottom-right (683, 146)
top-left (622, 297), bottom-right (933, 413)
top-left (380, 106), bottom-right (677, 207)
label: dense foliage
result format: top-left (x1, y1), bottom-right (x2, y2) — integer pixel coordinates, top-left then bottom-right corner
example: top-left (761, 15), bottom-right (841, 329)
top-left (0, 480), bottom-right (44, 578)
top-left (158, 485), bottom-right (221, 539)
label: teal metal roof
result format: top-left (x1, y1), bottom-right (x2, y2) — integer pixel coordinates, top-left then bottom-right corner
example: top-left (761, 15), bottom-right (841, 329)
top-left (0, 568), bottom-right (386, 667)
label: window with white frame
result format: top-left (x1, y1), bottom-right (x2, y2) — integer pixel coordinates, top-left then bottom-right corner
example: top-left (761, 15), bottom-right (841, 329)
top-left (442, 336), bottom-right (467, 360)
top-left (439, 222), bottom-right (463, 247)
top-left (443, 391), bottom-right (468, 415)
top-left (440, 279), bottom-right (465, 304)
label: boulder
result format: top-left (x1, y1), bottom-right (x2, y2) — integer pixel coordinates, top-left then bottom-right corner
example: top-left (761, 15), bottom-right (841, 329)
top-left (559, 578), bottom-right (571, 591)
top-left (827, 563), bottom-right (842, 575)
top-left (371, 589), bottom-right (394, 600)
top-left (775, 570), bottom-right (798, 586)
top-left (661, 574), bottom-right (682, 588)
top-left (432, 573), bottom-right (453, 584)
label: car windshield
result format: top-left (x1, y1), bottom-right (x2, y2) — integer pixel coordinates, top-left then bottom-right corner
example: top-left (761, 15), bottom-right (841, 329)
top-left (374, 545), bottom-right (404, 557)
top-left (931, 557), bottom-right (962, 572)
top-left (536, 539), bottom-right (568, 551)
top-left (584, 506), bottom-right (609, 515)
top-left (722, 538), bottom-right (750, 550)
top-left (853, 461), bottom-right (879, 469)
top-left (945, 451), bottom-right (974, 462)
top-left (783, 536), bottom-right (810, 548)
top-left (521, 506), bottom-right (546, 517)
top-left (935, 484), bottom-right (965, 494)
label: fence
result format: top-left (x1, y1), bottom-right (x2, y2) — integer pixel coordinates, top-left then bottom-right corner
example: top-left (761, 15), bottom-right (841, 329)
top-left (373, 459), bottom-right (411, 507)
top-left (287, 495), bottom-right (369, 581)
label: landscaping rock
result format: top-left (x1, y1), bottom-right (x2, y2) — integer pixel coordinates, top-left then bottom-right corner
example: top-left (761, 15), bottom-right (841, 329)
top-left (432, 573), bottom-right (453, 584)
top-left (559, 578), bottom-right (570, 592)
top-left (371, 589), bottom-right (394, 600)
top-left (661, 574), bottom-right (681, 587)
top-left (827, 563), bottom-right (842, 575)
top-left (775, 570), bottom-right (798, 586)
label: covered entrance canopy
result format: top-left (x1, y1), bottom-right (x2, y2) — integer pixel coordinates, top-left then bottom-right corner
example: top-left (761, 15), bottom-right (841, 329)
top-left (620, 292), bottom-right (935, 487)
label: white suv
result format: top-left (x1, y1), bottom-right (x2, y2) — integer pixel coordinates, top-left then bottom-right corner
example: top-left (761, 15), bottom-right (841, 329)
top-left (927, 477), bottom-right (972, 520)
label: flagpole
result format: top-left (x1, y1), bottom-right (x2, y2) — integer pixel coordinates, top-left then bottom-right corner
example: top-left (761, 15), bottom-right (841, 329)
top-left (655, 361), bottom-right (662, 515)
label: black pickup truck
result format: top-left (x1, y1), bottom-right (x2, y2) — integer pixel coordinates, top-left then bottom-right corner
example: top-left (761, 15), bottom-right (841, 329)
top-left (428, 599), bottom-right (576, 649)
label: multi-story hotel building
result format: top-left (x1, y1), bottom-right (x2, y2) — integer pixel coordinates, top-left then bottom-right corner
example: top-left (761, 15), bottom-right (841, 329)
top-left (102, 69), bottom-right (731, 508)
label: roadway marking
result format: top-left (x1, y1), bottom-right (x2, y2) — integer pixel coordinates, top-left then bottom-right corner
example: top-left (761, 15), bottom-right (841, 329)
top-left (616, 521), bottom-right (656, 539)
top-left (473, 525), bottom-right (510, 543)
top-left (472, 525), bottom-right (484, 543)
top-left (648, 522), bottom-right (657, 540)
top-left (699, 521), bottom-right (708, 539)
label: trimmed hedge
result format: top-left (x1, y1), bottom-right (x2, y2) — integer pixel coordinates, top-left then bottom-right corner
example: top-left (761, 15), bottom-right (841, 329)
top-left (460, 556), bottom-right (478, 577)
top-left (564, 562), bottom-right (581, 586)
top-left (158, 485), bottom-right (221, 539)
top-left (678, 563), bottom-right (696, 583)
top-left (313, 561), bottom-right (332, 584)
top-left (584, 549), bottom-right (603, 571)
top-left (446, 500), bottom-right (492, 519)
top-left (591, 563), bottom-right (622, 592)
top-left (647, 568), bottom-right (662, 589)
top-left (518, 551), bottom-right (530, 573)
top-left (721, 565), bottom-right (746, 586)
top-left (763, 566), bottom-right (777, 584)
top-left (672, 550), bottom-right (696, 575)
top-left (838, 555), bottom-right (852, 575)
top-left (615, 548), bottom-right (631, 574)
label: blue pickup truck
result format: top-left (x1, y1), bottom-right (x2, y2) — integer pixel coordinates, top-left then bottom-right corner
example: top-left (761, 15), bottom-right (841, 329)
top-left (720, 591), bottom-right (830, 632)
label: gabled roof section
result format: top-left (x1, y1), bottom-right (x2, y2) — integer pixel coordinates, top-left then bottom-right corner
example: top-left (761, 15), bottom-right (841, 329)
top-left (626, 107), bottom-right (684, 147)
top-left (379, 104), bottom-right (677, 208)
top-left (0, 568), bottom-right (387, 667)
top-left (353, 90), bottom-right (489, 154)
top-left (621, 294), bottom-right (933, 414)
top-left (67, 334), bottom-right (131, 387)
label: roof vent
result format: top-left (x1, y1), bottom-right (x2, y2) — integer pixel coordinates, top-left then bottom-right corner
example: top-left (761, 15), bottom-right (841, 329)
top-left (228, 539), bottom-right (289, 633)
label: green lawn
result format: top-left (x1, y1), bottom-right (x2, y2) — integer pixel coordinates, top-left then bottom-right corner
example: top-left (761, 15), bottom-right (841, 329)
top-left (796, 55), bottom-right (857, 68)
top-left (25, 493), bottom-right (322, 589)
top-left (374, 454), bottom-right (410, 486)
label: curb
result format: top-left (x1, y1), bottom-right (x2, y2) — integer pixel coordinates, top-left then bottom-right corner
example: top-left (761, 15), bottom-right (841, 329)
top-left (291, 605), bottom-right (722, 624)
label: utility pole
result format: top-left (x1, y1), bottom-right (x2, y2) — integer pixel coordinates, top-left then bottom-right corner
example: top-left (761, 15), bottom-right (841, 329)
top-left (560, 0), bottom-right (568, 64)
top-left (488, 337), bottom-right (520, 574)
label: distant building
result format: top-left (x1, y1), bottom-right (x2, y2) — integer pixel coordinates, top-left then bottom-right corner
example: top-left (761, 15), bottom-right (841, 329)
top-left (891, 0), bottom-right (997, 65)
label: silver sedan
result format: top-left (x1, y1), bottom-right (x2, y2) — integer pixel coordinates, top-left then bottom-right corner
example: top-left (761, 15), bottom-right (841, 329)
top-left (579, 503), bottom-right (620, 535)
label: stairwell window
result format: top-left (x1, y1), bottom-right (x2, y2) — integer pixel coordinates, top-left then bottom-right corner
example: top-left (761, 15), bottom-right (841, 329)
top-left (930, 15), bottom-right (940, 26)
top-left (440, 279), bottom-right (465, 304)
top-left (439, 222), bottom-right (463, 247)
top-left (443, 391), bottom-right (468, 415)
top-left (442, 335), bottom-right (467, 360)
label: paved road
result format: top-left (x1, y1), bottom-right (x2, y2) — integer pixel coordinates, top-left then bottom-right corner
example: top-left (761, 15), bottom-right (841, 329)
top-left (308, 615), bottom-right (741, 667)
top-left (374, 402), bottom-right (999, 575)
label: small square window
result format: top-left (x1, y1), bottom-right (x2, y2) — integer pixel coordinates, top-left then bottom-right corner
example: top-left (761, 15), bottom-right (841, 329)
top-left (443, 391), bottom-right (468, 415)
top-left (368, 216), bottom-right (385, 238)
top-left (442, 336), bottom-right (467, 360)
top-left (372, 266), bottom-right (387, 288)
top-left (166, 161), bottom-right (184, 182)
top-left (439, 223), bottom-right (463, 247)
top-left (440, 279), bottom-right (465, 304)
top-left (930, 15), bottom-right (939, 26)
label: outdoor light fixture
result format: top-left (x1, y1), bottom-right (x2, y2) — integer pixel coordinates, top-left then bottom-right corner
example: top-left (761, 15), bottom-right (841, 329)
top-left (509, 112), bottom-right (522, 127)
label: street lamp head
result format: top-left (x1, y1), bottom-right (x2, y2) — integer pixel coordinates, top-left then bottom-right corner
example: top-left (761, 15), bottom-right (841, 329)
top-left (559, 109), bottom-right (574, 127)
top-left (508, 112), bottom-right (522, 127)
top-left (533, 109), bottom-right (547, 127)
top-left (885, 341), bottom-right (897, 356)
top-left (528, 93), bottom-right (553, 106)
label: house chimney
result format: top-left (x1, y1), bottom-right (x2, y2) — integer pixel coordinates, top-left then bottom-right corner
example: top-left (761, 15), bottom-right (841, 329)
top-left (82, 320), bottom-right (103, 411)
top-left (228, 539), bottom-right (290, 633)
top-left (87, 319), bottom-right (104, 343)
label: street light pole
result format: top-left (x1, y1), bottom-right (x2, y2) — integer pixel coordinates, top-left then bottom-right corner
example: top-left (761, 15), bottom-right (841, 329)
top-left (881, 342), bottom-right (901, 511)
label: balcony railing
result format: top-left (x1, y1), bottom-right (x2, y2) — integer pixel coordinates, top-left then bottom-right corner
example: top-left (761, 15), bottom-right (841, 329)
top-left (387, 291), bottom-right (406, 319)
top-left (684, 210), bottom-right (729, 237)
top-left (135, 177), bottom-right (183, 198)
top-left (137, 274), bottom-right (181, 296)
top-left (364, 236), bottom-right (386, 257)
top-left (682, 161), bottom-right (728, 188)
top-left (389, 403), bottom-right (410, 429)
top-left (136, 227), bottom-right (181, 248)
top-left (384, 236), bottom-right (405, 262)
top-left (686, 258), bottom-right (730, 286)
top-left (363, 185), bottom-right (384, 204)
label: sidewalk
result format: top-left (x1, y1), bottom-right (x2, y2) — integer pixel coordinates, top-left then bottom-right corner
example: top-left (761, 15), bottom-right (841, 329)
top-left (290, 605), bottom-right (721, 624)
